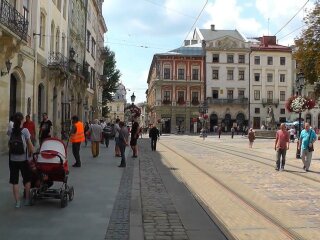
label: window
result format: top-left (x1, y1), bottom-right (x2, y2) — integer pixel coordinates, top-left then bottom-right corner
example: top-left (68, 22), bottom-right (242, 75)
top-left (280, 91), bottom-right (286, 101)
top-left (267, 56), bottom-right (273, 65)
top-left (163, 91), bottom-right (171, 101)
top-left (267, 73), bottom-right (273, 82)
top-left (254, 73), bottom-right (260, 81)
top-left (255, 108), bottom-right (260, 114)
top-left (212, 90), bottom-right (219, 99)
top-left (39, 13), bottom-right (46, 48)
top-left (90, 68), bottom-right (95, 89)
top-left (280, 57), bottom-right (286, 65)
top-left (239, 70), bottom-right (244, 80)
top-left (177, 91), bottom-right (184, 102)
top-left (178, 68), bottom-right (185, 80)
top-left (192, 68), bottom-right (199, 80)
top-left (91, 38), bottom-right (96, 58)
top-left (63, 0), bottom-right (67, 19)
top-left (267, 91), bottom-right (273, 101)
top-left (254, 90), bottom-right (260, 100)
top-left (61, 33), bottom-right (65, 55)
top-left (23, 0), bottom-right (29, 21)
top-left (164, 67), bottom-right (170, 79)
top-left (88, 4), bottom-right (91, 22)
top-left (212, 69), bottom-right (219, 80)
top-left (55, 29), bottom-right (60, 53)
top-left (238, 90), bottom-right (245, 99)
top-left (227, 90), bottom-right (233, 99)
top-left (87, 30), bottom-right (91, 51)
top-left (280, 108), bottom-right (285, 114)
top-left (238, 55), bottom-right (245, 63)
top-left (254, 56), bottom-right (260, 65)
top-left (212, 54), bottom-right (219, 63)
top-left (192, 92), bottom-right (199, 103)
top-left (280, 74), bottom-right (285, 82)
top-left (227, 70), bottom-right (234, 80)
top-left (227, 54), bottom-right (234, 63)
top-left (117, 106), bottom-right (120, 111)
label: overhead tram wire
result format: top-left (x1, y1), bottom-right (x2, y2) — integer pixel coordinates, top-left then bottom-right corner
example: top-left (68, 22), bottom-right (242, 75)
top-left (182, 0), bottom-right (208, 46)
top-left (274, 0), bottom-right (309, 36)
top-left (277, 25), bottom-right (306, 41)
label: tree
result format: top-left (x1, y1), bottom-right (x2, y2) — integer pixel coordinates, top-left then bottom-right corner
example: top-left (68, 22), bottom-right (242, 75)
top-left (294, 1), bottom-right (320, 86)
top-left (101, 46), bottom-right (121, 117)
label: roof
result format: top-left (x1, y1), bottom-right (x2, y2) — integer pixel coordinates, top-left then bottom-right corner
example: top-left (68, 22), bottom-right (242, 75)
top-left (197, 28), bottom-right (247, 42)
top-left (157, 44), bottom-right (203, 57)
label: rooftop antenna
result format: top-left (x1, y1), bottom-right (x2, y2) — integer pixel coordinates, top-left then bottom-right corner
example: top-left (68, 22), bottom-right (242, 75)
top-left (268, 18), bottom-right (270, 36)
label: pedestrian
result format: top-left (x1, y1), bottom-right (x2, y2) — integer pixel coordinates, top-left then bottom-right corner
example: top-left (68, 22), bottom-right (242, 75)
top-left (289, 126), bottom-right (295, 143)
top-left (114, 118), bottom-right (121, 157)
top-left (70, 115), bottom-right (85, 167)
top-left (39, 112), bottom-right (52, 145)
top-left (298, 123), bottom-right (317, 172)
top-left (218, 126), bottom-right (222, 139)
top-left (23, 115), bottom-right (36, 146)
top-left (248, 128), bottom-right (255, 148)
top-left (231, 127), bottom-right (235, 139)
top-left (103, 122), bottom-right (112, 148)
top-left (8, 112), bottom-right (34, 208)
top-left (84, 122), bottom-right (90, 147)
top-left (130, 117), bottom-right (140, 158)
top-left (87, 119), bottom-right (103, 157)
top-left (118, 121), bottom-right (129, 167)
top-left (149, 124), bottom-right (160, 151)
top-left (274, 123), bottom-right (290, 171)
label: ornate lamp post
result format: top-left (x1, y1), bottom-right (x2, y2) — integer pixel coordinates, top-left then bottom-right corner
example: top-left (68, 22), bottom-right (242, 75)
top-left (296, 70), bottom-right (305, 159)
top-left (198, 100), bottom-right (208, 131)
top-left (131, 92), bottom-right (136, 105)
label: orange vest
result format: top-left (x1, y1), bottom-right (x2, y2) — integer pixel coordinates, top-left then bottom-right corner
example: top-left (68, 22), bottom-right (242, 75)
top-left (70, 121), bottom-right (85, 143)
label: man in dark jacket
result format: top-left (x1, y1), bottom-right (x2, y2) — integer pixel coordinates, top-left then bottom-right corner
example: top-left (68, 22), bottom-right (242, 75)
top-left (149, 125), bottom-right (160, 151)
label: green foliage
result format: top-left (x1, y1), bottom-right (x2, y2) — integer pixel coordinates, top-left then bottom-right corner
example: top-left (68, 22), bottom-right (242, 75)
top-left (101, 46), bottom-right (121, 106)
top-left (294, 1), bottom-right (320, 85)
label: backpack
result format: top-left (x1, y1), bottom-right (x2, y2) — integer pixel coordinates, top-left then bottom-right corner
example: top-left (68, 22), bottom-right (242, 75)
top-left (9, 129), bottom-right (25, 155)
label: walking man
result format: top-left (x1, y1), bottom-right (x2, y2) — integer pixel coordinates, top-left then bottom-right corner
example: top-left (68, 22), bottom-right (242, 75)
top-left (23, 115), bottom-right (36, 146)
top-left (87, 119), bottom-right (103, 157)
top-left (130, 117), bottom-right (140, 158)
top-left (39, 113), bottom-right (52, 145)
top-left (149, 124), bottom-right (160, 151)
top-left (103, 123), bottom-right (112, 148)
top-left (70, 115), bottom-right (85, 167)
top-left (274, 123), bottom-right (289, 171)
top-left (218, 126), bottom-right (222, 139)
top-left (298, 123), bottom-right (317, 171)
top-left (289, 126), bottom-right (296, 142)
top-left (114, 118), bottom-right (121, 157)
top-left (118, 121), bottom-right (129, 167)
top-left (231, 127), bottom-right (235, 139)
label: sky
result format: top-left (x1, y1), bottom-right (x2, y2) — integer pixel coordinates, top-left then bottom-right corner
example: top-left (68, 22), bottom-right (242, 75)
top-left (102, 0), bottom-right (315, 104)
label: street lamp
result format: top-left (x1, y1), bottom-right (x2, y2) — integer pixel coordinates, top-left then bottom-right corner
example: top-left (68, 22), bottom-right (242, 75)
top-left (296, 70), bottom-right (305, 159)
top-left (131, 92), bottom-right (136, 104)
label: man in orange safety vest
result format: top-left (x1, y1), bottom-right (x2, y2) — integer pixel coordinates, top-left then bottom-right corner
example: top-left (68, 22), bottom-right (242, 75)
top-left (70, 115), bottom-right (85, 167)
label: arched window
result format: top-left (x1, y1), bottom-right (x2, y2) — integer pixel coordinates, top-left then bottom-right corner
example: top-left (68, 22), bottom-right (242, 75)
top-left (50, 21), bottom-right (55, 53)
top-left (39, 12), bottom-right (46, 48)
top-left (61, 33), bottom-right (66, 56)
top-left (55, 28), bottom-right (60, 53)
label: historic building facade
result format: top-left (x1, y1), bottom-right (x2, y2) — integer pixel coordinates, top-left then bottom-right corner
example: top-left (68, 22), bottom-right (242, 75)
top-left (0, 0), bottom-right (107, 152)
top-left (146, 45), bottom-right (205, 134)
top-left (250, 36), bottom-right (293, 129)
top-left (192, 25), bottom-right (251, 131)
top-left (106, 83), bottom-right (127, 122)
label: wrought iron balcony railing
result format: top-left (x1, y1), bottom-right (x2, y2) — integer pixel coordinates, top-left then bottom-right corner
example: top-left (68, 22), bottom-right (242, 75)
top-left (262, 98), bottom-right (279, 107)
top-left (0, 0), bottom-right (29, 41)
top-left (207, 97), bottom-right (249, 105)
top-left (48, 52), bottom-right (68, 71)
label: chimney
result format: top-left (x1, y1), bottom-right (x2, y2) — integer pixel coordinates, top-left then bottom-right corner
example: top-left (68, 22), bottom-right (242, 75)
top-left (211, 24), bottom-right (215, 31)
top-left (262, 36), bottom-right (277, 46)
top-left (184, 40), bottom-right (191, 46)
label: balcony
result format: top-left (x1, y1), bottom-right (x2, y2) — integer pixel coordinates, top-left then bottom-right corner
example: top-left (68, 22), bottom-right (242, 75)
top-left (262, 98), bottom-right (279, 107)
top-left (48, 52), bottom-right (69, 79)
top-left (0, 0), bottom-right (28, 41)
top-left (207, 97), bottom-right (249, 105)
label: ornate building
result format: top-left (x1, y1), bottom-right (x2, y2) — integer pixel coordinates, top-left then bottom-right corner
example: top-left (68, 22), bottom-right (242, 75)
top-left (192, 25), bottom-right (250, 131)
top-left (146, 44), bottom-right (205, 133)
top-left (106, 83), bottom-right (127, 122)
top-left (0, 0), bottom-right (107, 152)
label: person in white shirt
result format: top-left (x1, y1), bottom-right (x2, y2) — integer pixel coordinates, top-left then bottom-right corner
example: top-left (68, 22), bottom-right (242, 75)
top-left (289, 126), bottom-right (296, 142)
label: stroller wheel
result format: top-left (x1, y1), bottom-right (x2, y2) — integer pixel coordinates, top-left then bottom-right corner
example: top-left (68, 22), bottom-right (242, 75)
top-left (30, 189), bottom-right (37, 206)
top-left (60, 191), bottom-right (68, 208)
top-left (68, 186), bottom-right (74, 201)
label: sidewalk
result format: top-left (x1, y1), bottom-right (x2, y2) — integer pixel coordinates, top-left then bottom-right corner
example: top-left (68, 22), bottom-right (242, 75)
top-left (0, 137), bottom-right (225, 240)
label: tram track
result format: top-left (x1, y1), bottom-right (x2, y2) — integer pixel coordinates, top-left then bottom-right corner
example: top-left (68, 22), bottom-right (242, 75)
top-left (158, 138), bottom-right (309, 240)
top-left (165, 136), bottom-right (320, 185)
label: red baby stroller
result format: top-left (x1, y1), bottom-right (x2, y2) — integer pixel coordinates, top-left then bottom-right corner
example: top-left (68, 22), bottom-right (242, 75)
top-left (30, 138), bottom-right (74, 208)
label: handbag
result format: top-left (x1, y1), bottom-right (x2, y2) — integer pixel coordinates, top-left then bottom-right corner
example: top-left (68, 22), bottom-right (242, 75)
top-left (308, 132), bottom-right (314, 152)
